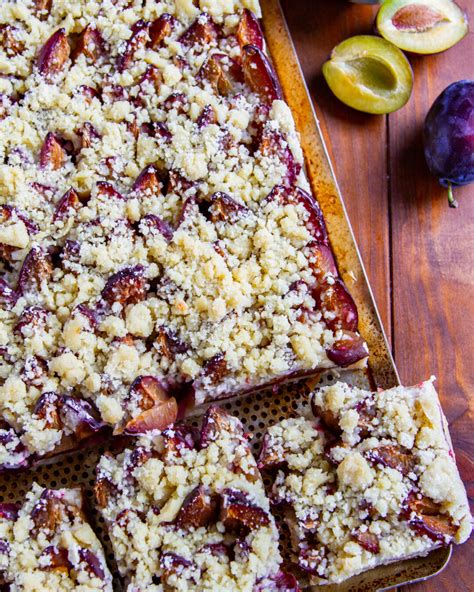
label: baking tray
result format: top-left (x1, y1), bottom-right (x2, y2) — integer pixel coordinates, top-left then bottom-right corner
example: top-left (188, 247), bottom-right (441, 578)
top-left (0, 1), bottom-right (450, 590)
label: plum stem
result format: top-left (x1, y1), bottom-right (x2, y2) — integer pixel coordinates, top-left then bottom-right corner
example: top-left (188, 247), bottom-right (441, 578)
top-left (447, 182), bottom-right (458, 208)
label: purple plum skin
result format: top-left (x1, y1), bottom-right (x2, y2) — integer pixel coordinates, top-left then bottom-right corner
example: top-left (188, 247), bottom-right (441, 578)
top-left (424, 80), bottom-right (474, 190)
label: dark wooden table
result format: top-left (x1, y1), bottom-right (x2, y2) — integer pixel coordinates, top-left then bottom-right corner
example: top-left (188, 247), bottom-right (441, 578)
top-left (280, 1), bottom-right (473, 590)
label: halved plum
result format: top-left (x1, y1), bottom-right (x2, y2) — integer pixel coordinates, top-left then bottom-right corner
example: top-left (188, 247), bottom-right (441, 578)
top-left (59, 397), bottom-right (105, 440)
top-left (94, 476), bottom-right (116, 509)
top-left (72, 24), bottom-right (105, 62)
top-left (403, 492), bottom-right (458, 542)
top-left (139, 214), bottom-right (173, 242)
top-left (366, 444), bottom-right (415, 475)
top-left (124, 398), bottom-right (178, 434)
top-left (78, 548), bottom-right (106, 580)
top-left (351, 529), bottom-right (380, 553)
top-left (17, 246), bottom-right (53, 294)
top-left (117, 20), bottom-right (150, 72)
top-left (40, 546), bottom-right (70, 573)
top-left (162, 424), bottom-right (197, 457)
top-left (208, 192), bottom-right (249, 223)
top-left (132, 165), bottom-right (162, 196)
top-left (101, 265), bottom-right (148, 305)
top-left (306, 241), bottom-right (337, 280)
top-left (37, 28), bottom-right (70, 80)
top-left (326, 330), bottom-right (368, 367)
top-left (39, 132), bottom-right (65, 170)
top-left (155, 326), bottom-right (187, 359)
top-left (313, 278), bottom-right (359, 332)
top-left (220, 489), bottom-right (270, 531)
top-left (30, 489), bottom-right (64, 534)
top-left (175, 485), bottom-right (218, 529)
top-left (377, 0), bottom-right (468, 54)
top-left (258, 433), bottom-right (285, 470)
top-left (96, 181), bottom-right (125, 201)
top-left (179, 13), bottom-right (219, 47)
top-left (140, 120), bottom-right (172, 141)
top-left (34, 392), bottom-right (62, 429)
top-left (198, 53), bottom-right (242, 96)
top-left (241, 44), bottom-right (282, 104)
top-left (0, 25), bottom-right (24, 56)
top-left (52, 188), bottom-right (80, 221)
top-left (201, 353), bottom-right (228, 385)
top-left (149, 13), bottom-right (176, 49)
top-left (77, 121), bottom-right (101, 149)
top-left (323, 35), bottom-right (413, 114)
top-left (237, 9), bottom-right (263, 50)
top-left (127, 376), bottom-right (168, 411)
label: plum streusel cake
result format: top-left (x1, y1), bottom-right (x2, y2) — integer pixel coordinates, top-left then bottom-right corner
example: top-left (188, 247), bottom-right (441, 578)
top-left (95, 405), bottom-right (299, 591)
top-left (259, 379), bottom-right (472, 585)
top-left (0, 0), bottom-right (367, 468)
top-left (0, 483), bottom-right (113, 591)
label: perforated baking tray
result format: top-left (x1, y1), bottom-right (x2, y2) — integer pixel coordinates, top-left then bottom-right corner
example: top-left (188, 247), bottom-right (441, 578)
top-left (0, 1), bottom-right (451, 590)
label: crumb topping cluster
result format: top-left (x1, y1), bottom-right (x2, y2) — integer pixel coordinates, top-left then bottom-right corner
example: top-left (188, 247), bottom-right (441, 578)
top-left (0, 483), bottom-right (112, 591)
top-left (259, 380), bottom-right (472, 584)
top-left (0, 0), bottom-right (367, 466)
top-left (95, 406), bottom-right (286, 591)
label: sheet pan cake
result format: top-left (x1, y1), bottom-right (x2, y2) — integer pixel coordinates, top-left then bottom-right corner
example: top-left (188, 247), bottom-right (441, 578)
top-left (0, 0), bottom-right (367, 469)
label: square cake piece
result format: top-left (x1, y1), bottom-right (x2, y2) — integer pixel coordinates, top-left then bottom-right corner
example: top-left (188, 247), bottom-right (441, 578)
top-left (95, 406), bottom-right (299, 591)
top-left (259, 380), bottom-right (472, 585)
top-left (0, 0), bottom-right (367, 467)
top-left (0, 483), bottom-right (113, 591)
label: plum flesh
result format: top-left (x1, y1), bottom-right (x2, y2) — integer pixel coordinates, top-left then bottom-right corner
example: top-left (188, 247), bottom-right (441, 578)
top-left (377, 0), bottom-right (468, 55)
top-left (322, 35), bottom-right (413, 114)
top-left (423, 80), bottom-right (473, 207)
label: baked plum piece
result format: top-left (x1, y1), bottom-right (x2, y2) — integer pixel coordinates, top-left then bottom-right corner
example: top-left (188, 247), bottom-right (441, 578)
top-left (95, 406), bottom-right (298, 591)
top-left (259, 380), bottom-right (471, 585)
top-left (0, 483), bottom-right (112, 590)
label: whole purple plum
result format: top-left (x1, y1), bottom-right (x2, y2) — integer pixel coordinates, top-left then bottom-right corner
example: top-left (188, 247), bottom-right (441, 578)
top-left (424, 80), bottom-right (474, 207)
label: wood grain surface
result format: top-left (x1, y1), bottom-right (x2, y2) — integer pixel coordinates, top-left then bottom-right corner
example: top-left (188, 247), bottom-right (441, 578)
top-left (279, 1), bottom-right (473, 590)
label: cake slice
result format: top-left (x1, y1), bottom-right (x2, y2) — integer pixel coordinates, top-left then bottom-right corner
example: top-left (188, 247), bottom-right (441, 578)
top-left (95, 405), bottom-right (299, 591)
top-left (259, 380), bottom-right (472, 585)
top-left (0, 483), bottom-right (112, 591)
